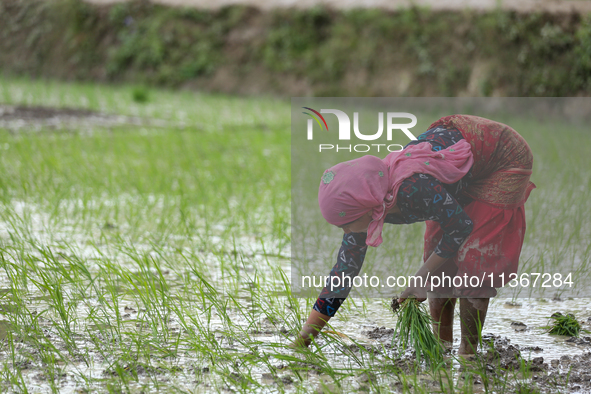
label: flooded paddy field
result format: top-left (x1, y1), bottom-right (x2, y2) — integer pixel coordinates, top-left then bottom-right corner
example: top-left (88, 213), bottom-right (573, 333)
top-left (0, 78), bottom-right (590, 393)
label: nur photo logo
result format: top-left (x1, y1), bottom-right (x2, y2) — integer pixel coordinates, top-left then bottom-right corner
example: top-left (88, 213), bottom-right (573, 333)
top-left (302, 107), bottom-right (418, 153)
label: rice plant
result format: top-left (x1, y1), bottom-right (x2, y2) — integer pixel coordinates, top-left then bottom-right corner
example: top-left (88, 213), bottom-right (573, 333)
top-left (392, 298), bottom-right (444, 367)
top-left (547, 312), bottom-right (581, 337)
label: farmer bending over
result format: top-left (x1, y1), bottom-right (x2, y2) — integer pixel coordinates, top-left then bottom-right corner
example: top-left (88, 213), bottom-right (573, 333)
top-left (292, 115), bottom-right (535, 357)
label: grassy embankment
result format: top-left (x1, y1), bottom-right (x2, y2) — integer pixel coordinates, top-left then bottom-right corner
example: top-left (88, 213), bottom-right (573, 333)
top-left (1, 0), bottom-right (591, 96)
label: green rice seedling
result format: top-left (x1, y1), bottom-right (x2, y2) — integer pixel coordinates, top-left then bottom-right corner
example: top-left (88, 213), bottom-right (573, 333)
top-left (547, 312), bottom-right (581, 337)
top-left (393, 298), bottom-right (444, 367)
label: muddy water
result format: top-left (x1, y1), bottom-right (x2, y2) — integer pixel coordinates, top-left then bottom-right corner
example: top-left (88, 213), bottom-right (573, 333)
top-left (312, 297), bottom-right (591, 393)
top-left (484, 298), bottom-right (591, 358)
top-left (328, 297), bottom-right (591, 361)
top-left (1, 199), bottom-right (590, 392)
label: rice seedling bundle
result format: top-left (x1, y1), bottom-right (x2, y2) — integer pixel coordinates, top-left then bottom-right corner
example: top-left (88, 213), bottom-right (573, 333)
top-left (392, 298), bottom-right (444, 366)
top-left (548, 312), bottom-right (581, 337)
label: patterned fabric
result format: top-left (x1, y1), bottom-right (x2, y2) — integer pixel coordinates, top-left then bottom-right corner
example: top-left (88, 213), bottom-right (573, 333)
top-left (387, 173), bottom-right (474, 258)
top-left (314, 127), bottom-right (472, 316)
top-left (424, 199), bottom-right (527, 298)
top-left (389, 126), bottom-right (476, 257)
top-left (423, 115), bottom-right (536, 298)
top-left (313, 232), bottom-right (367, 317)
top-left (313, 116), bottom-right (535, 316)
top-left (317, 139), bottom-right (474, 247)
top-left (429, 115), bottom-right (535, 208)
top-left (407, 126), bottom-right (474, 201)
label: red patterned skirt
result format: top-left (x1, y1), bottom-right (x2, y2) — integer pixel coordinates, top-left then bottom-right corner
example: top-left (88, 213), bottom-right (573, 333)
top-left (424, 115), bottom-right (535, 298)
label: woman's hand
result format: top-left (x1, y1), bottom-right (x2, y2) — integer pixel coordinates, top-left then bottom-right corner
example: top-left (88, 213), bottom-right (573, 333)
top-left (399, 285), bottom-right (427, 303)
top-left (398, 253), bottom-right (450, 303)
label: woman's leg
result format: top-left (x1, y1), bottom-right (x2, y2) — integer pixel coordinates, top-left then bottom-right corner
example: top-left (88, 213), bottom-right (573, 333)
top-left (428, 295), bottom-right (456, 348)
top-left (458, 298), bottom-right (489, 355)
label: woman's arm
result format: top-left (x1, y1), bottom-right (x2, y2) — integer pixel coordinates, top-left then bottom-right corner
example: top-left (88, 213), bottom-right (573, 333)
top-left (399, 252), bottom-right (449, 301)
top-left (291, 232), bottom-right (368, 348)
top-left (397, 175), bottom-right (473, 302)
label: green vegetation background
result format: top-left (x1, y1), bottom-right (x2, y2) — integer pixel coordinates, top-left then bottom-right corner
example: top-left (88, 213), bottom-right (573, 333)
top-left (2, 0), bottom-right (591, 96)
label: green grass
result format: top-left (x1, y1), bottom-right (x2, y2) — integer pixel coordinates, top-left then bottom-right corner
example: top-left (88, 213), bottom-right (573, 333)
top-left (0, 77), bottom-right (589, 393)
top-left (0, 77), bottom-right (305, 392)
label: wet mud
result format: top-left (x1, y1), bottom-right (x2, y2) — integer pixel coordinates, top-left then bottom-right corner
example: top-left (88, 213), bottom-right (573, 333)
top-left (350, 297), bottom-right (591, 392)
top-left (480, 333), bottom-right (591, 392)
top-left (353, 325), bottom-right (591, 392)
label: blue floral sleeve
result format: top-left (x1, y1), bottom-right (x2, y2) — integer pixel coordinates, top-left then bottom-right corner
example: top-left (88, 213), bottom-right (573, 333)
top-left (313, 232), bottom-right (367, 317)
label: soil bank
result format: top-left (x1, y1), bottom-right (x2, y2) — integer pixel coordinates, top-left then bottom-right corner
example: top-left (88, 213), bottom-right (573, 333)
top-left (1, 0), bottom-right (591, 96)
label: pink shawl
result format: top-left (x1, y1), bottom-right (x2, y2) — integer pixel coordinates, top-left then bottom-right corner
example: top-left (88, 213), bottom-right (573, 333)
top-left (318, 140), bottom-right (474, 247)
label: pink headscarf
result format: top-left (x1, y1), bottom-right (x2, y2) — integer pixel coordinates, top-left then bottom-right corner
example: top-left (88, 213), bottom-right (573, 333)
top-left (318, 140), bottom-right (474, 247)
